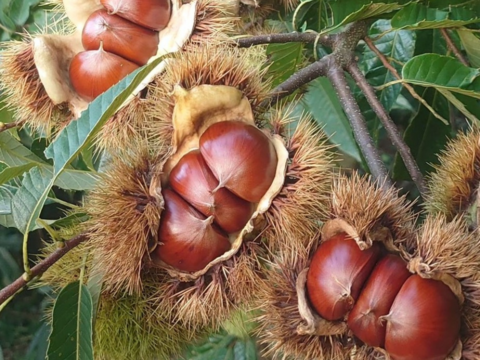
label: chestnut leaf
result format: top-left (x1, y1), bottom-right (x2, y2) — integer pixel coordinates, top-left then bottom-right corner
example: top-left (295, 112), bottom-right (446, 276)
top-left (47, 281), bottom-right (94, 360)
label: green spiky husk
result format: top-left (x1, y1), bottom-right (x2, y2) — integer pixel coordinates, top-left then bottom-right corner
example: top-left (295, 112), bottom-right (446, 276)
top-left (40, 241), bottom-right (207, 360)
top-left (426, 129), bottom-right (480, 221)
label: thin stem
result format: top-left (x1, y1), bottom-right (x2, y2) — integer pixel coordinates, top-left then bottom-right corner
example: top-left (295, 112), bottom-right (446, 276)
top-left (0, 120), bottom-right (26, 133)
top-left (236, 32), bottom-right (335, 48)
top-left (0, 233), bottom-right (89, 308)
top-left (327, 65), bottom-right (392, 186)
top-left (440, 28), bottom-right (469, 67)
top-left (347, 62), bottom-right (427, 197)
top-left (262, 54), bottom-right (333, 107)
top-left (364, 36), bottom-right (448, 124)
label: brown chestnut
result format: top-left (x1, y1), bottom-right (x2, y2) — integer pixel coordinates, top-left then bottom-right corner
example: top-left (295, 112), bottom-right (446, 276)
top-left (69, 47), bottom-right (138, 102)
top-left (199, 121), bottom-right (278, 203)
top-left (100, 0), bottom-right (171, 31)
top-left (82, 9), bottom-right (159, 66)
top-left (169, 150), bottom-right (254, 234)
top-left (156, 189), bottom-right (231, 273)
top-left (306, 233), bottom-right (381, 321)
top-left (384, 275), bottom-right (461, 360)
top-left (347, 254), bottom-right (411, 347)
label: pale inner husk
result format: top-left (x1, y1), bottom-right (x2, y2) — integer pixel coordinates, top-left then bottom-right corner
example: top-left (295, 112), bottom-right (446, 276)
top-left (153, 84), bottom-right (289, 282)
top-left (321, 218), bottom-right (402, 254)
top-left (33, 0), bottom-right (196, 118)
top-left (296, 268), bottom-right (348, 336)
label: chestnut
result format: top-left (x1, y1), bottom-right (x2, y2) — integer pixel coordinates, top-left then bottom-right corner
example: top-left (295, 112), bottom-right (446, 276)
top-left (169, 150), bottom-right (254, 234)
top-left (306, 233), bottom-right (381, 321)
top-left (82, 9), bottom-right (159, 66)
top-left (155, 189), bottom-right (231, 273)
top-left (347, 254), bottom-right (411, 347)
top-left (384, 275), bottom-right (461, 360)
top-left (199, 121), bottom-right (278, 203)
top-left (100, 0), bottom-right (171, 31)
top-left (69, 48), bottom-right (138, 102)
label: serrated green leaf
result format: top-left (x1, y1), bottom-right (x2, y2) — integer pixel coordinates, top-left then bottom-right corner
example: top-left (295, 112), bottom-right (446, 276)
top-left (8, 0), bottom-right (40, 26)
top-left (47, 281), bottom-right (94, 360)
top-left (0, 132), bottom-right (45, 166)
top-left (0, 163), bottom-right (36, 185)
top-left (0, 132), bottom-right (98, 191)
top-left (11, 166), bottom-right (53, 234)
top-left (303, 77), bottom-right (362, 161)
top-left (457, 29), bottom-right (480, 68)
top-left (45, 56), bottom-right (167, 173)
top-left (49, 212), bottom-right (89, 229)
top-left (402, 54), bottom-right (480, 99)
top-left (391, 3), bottom-right (480, 30)
top-left (393, 88), bottom-right (451, 179)
top-left (327, 1), bottom-right (404, 33)
top-left (266, 42), bottom-right (304, 87)
top-left (0, 187), bottom-right (16, 228)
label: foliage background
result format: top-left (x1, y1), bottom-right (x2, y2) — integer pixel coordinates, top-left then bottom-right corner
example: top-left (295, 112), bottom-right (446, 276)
top-left (0, 0), bottom-right (480, 359)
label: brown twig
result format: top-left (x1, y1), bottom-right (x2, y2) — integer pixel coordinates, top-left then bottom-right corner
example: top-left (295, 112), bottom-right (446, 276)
top-left (440, 28), bottom-right (469, 67)
top-left (0, 233), bottom-right (89, 307)
top-left (261, 54), bottom-right (333, 107)
top-left (0, 119), bottom-right (26, 133)
top-left (327, 65), bottom-right (392, 187)
top-left (346, 62), bottom-right (427, 197)
top-left (236, 32), bottom-right (335, 48)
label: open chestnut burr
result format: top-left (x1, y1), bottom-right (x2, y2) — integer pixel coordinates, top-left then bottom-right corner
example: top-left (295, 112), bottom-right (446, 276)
top-left (307, 233), bottom-right (461, 360)
top-left (156, 120), bottom-right (278, 272)
top-left (70, 0), bottom-right (172, 101)
top-left (255, 174), bottom-right (475, 360)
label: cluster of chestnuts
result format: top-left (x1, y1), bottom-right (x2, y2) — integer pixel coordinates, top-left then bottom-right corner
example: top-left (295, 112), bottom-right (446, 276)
top-left (307, 233), bottom-right (461, 360)
top-left (155, 120), bottom-right (278, 272)
top-left (70, 0), bottom-right (171, 101)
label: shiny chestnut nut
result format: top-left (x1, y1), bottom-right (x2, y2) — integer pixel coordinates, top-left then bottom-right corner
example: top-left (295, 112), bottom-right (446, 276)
top-left (100, 0), bottom-right (171, 31)
top-left (169, 150), bottom-right (254, 234)
top-left (347, 254), bottom-right (411, 347)
top-left (306, 233), bottom-right (381, 321)
top-left (69, 47), bottom-right (138, 102)
top-left (384, 275), bottom-right (461, 360)
top-left (82, 9), bottom-right (159, 66)
top-left (156, 189), bottom-right (231, 273)
top-left (199, 121), bottom-right (278, 203)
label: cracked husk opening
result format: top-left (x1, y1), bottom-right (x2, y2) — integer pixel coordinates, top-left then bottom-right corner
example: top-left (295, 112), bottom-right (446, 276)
top-left (151, 84), bottom-right (289, 281)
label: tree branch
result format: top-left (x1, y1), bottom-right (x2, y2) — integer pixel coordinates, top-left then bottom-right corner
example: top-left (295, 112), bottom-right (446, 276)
top-left (262, 55), bottom-right (333, 107)
top-left (0, 120), bottom-right (26, 133)
top-left (440, 28), bottom-right (469, 67)
top-left (236, 32), bottom-right (335, 48)
top-left (0, 233), bottom-right (89, 307)
top-left (346, 62), bottom-right (427, 197)
top-left (327, 65), bottom-right (392, 186)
